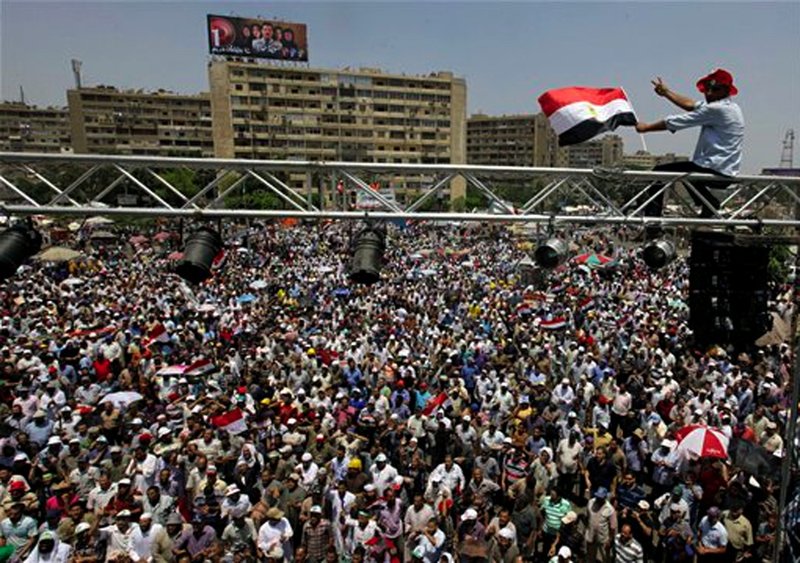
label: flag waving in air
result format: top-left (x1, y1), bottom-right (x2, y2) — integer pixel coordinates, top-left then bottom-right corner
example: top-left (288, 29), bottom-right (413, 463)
top-left (538, 87), bottom-right (637, 146)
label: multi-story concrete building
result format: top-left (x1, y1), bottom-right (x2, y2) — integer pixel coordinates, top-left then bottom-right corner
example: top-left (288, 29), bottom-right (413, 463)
top-left (623, 150), bottom-right (688, 169)
top-left (558, 135), bottom-right (624, 169)
top-left (467, 113), bottom-right (558, 168)
top-left (208, 61), bottom-right (467, 201)
top-left (67, 86), bottom-right (214, 157)
top-left (0, 102), bottom-right (71, 153)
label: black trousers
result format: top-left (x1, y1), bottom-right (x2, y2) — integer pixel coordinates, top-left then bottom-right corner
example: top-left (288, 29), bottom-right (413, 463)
top-left (644, 161), bottom-right (732, 218)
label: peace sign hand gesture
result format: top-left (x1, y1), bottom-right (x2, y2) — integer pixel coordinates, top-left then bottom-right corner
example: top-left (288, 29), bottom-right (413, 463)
top-left (652, 77), bottom-right (668, 97)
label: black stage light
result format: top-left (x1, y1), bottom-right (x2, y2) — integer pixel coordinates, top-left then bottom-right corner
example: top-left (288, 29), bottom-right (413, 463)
top-left (349, 227), bottom-right (385, 285)
top-left (176, 227), bottom-right (223, 284)
top-left (643, 239), bottom-right (677, 270)
top-left (534, 238), bottom-right (569, 269)
top-left (0, 222), bottom-right (43, 281)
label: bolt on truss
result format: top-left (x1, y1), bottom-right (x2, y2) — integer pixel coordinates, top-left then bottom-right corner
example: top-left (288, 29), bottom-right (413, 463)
top-left (1, 152), bottom-right (800, 228)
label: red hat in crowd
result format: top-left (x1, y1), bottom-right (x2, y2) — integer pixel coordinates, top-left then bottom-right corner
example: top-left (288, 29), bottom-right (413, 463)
top-left (696, 69), bottom-right (738, 96)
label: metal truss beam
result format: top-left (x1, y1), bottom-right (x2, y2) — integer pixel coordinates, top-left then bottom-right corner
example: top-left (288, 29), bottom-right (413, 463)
top-left (0, 152), bottom-right (799, 228)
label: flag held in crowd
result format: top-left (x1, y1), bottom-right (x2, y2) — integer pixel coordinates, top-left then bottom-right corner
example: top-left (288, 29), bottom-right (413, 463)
top-left (537, 86), bottom-right (637, 146)
top-left (539, 316), bottom-right (568, 330)
top-left (210, 408), bottom-right (248, 435)
top-left (184, 358), bottom-right (216, 377)
top-left (144, 323), bottom-right (170, 347)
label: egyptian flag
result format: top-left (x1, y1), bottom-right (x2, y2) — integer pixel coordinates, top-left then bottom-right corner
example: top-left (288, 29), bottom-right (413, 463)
top-left (144, 323), bottom-right (170, 347)
top-left (421, 392), bottom-right (449, 416)
top-left (538, 87), bottom-right (637, 146)
top-left (184, 358), bottom-right (216, 377)
top-left (578, 296), bottom-right (595, 313)
top-left (210, 408), bottom-right (248, 435)
top-left (540, 317), bottom-right (568, 330)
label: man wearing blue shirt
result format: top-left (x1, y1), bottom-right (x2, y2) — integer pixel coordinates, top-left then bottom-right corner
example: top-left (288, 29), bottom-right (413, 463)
top-left (635, 69), bottom-right (744, 235)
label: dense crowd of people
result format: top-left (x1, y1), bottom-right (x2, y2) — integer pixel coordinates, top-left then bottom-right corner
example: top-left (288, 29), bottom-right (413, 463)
top-left (0, 220), bottom-right (795, 563)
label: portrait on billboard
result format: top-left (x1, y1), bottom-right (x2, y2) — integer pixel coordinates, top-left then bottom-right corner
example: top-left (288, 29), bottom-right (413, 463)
top-left (207, 15), bottom-right (308, 62)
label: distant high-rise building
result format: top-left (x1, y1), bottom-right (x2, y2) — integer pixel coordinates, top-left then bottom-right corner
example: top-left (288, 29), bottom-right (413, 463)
top-left (67, 86), bottom-right (214, 157)
top-left (0, 102), bottom-right (71, 154)
top-left (467, 113), bottom-right (558, 168)
top-left (622, 150), bottom-right (688, 169)
top-left (558, 135), bottom-right (624, 169)
top-left (208, 61), bottom-right (467, 201)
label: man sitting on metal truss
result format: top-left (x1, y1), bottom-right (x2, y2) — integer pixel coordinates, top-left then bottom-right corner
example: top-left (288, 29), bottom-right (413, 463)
top-left (635, 68), bottom-right (745, 238)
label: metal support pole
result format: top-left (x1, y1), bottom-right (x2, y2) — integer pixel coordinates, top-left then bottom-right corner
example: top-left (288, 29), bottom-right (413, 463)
top-left (574, 177), bottom-right (625, 217)
top-left (520, 178), bottom-right (569, 214)
top-left (0, 173), bottom-right (40, 206)
top-left (182, 170), bottom-right (235, 209)
top-left (48, 165), bottom-right (100, 205)
top-left (405, 174), bottom-right (455, 213)
top-left (339, 170), bottom-right (404, 212)
top-left (206, 175), bottom-right (249, 207)
top-left (263, 171), bottom-right (318, 211)
top-left (775, 198), bottom-right (800, 563)
top-left (146, 169), bottom-right (199, 209)
top-left (246, 170), bottom-right (308, 212)
top-left (19, 165), bottom-right (80, 206)
top-left (90, 174), bottom-right (127, 205)
top-left (113, 165), bottom-right (173, 209)
top-left (462, 172), bottom-right (515, 214)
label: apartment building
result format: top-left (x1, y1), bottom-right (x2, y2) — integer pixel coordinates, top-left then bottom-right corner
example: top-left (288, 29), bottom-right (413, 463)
top-left (558, 135), bottom-right (624, 168)
top-left (208, 60), bottom-right (467, 201)
top-left (67, 86), bottom-right (214, 157)
top-left (0, 102), bottom-right (71, 153)
top-left (623, 150), bottom-right (688, 170)
top-left (467, 113), bottom-right (558, 168)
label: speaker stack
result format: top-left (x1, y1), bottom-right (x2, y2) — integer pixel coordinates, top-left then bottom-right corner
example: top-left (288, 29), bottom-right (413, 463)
top-left (688, 230), bottom-right (771, 349)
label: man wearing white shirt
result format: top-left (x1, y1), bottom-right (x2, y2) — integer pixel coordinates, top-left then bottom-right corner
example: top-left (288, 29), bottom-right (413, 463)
top-left (257, 507), bottom-right (294, 562)
top-left (98, 510), bottom-right (137, 562)
top-left (428, 455), bottom-right (464, 493)
top-left (295, 453), bottom-right (320, 491)
top-left (129, 513), bottom-right (165, 562)
top-left (369, 453), bottom-right (399, 497)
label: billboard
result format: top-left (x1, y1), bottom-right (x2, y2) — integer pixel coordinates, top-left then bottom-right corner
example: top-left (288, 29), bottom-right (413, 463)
top-left (207, 15), bottom-right (308, 62)
top-left (356, 183), bottom-right (398, 210)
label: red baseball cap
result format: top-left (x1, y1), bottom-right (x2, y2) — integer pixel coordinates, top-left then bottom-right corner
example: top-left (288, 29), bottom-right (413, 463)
top-left (696, 69), bottom-right (738, 96)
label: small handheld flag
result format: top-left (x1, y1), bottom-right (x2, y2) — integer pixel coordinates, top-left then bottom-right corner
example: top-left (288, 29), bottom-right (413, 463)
top-left (538, 87), bottom-right (637, 146)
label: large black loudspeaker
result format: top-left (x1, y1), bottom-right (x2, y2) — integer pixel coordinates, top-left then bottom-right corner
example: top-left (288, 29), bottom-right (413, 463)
top-left (689, 231), bottom-right (771, 348)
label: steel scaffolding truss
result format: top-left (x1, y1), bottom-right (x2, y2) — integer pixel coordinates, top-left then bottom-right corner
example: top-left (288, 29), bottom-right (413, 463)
top-left (1, 151), bottom-right (800, 228)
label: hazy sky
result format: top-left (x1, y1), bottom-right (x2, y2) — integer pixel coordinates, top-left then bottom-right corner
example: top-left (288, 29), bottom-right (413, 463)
top-left (2, 1), bottom-right (798, 173)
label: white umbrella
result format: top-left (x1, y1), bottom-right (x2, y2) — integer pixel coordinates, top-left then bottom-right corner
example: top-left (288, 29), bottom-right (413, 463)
top-left (675, 425), bottom-right (729, 460)
top-left (36, 247), bottom-right (83, 262)
top-left (85, 216), bottom-right (113, 225)
top-left (196, 303), bottom-right (217, 313)
top-left (318, 266), bottom-right (335, 274)
top-left (99, 391), bottom-right (144, 408)
top-left (249, 280), bottom-right (268, 290)
top-left (61, 277), bottom-right (84, 286)
top-left (156, 365), bottom-right (187, 377)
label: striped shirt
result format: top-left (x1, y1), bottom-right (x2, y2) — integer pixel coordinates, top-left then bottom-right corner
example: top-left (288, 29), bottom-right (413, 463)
top-left (613, 534), bottom-right (644, 563)
top-left (540, 498), bottom-right (571, 535)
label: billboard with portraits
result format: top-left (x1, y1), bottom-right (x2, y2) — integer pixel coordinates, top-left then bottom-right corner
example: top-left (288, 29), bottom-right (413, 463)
top-left (207, 15), bottom-right (308, 62)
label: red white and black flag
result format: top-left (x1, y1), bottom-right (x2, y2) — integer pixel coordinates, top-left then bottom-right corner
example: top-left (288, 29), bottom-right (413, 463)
top-left (538, 87), bottom-right (637, 146)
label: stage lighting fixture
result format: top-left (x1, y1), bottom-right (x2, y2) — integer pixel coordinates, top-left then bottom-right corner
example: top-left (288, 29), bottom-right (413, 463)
top-left (0, 222), bottom-right (43, 281)
top-left (176, 227), bottom-right (223, 284)
top-left (643, 239), bottom-right (677, 270)
top-left (349, 227), bottom-right (385, 285)
top-left (534, 238), bottom-right (569, 269)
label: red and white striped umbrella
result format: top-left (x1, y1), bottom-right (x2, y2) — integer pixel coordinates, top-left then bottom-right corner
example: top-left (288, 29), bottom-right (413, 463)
top-left (675, 425), bottom-right (729, 459)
